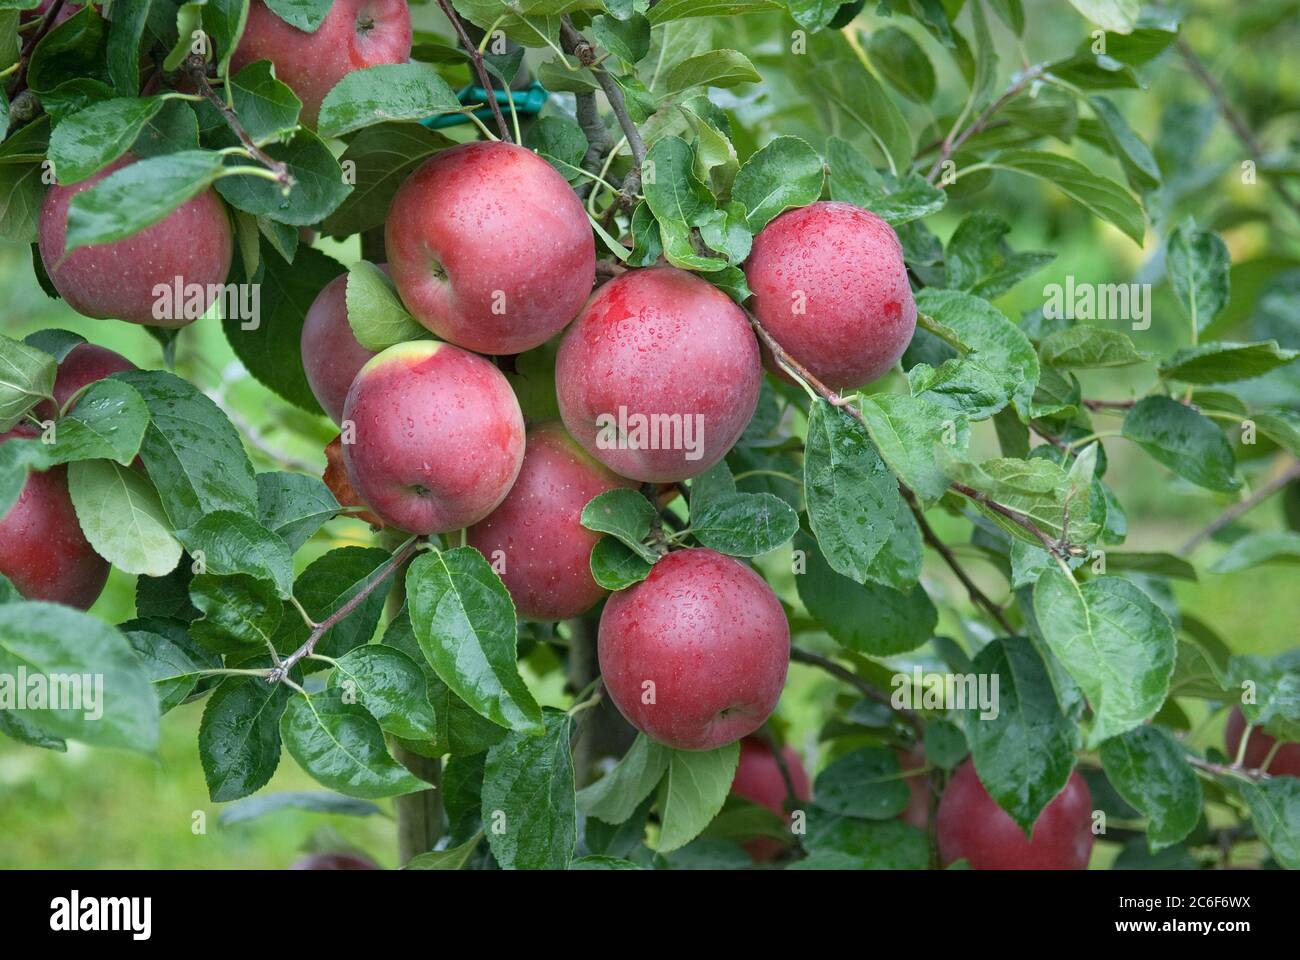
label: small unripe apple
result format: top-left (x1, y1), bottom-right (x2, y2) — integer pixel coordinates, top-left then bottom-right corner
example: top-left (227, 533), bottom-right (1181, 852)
top-left (937, 759), bottom-right (1094, 870)
top-left (555, 267), bottom-right (762, 482)
top-left (598, 548), bottom-right (790, 750)
top-left (386, 141), bottom-right (595, 356)
top-left (0, 426), bottom-right (108, 610)
top-left (744, 200), bottom-right (916, 391)
top-left (466, 423), bottom-right (635, 621)
top-left (38, 155), bottom-right (233, 327)
top-left (301, 270), bottom-right (380, 424)
top-left (34, 343), bottom-right (135, 422)
top-left (1225, 706), bottom-right (1300, 777)
top-left (289, 852), bottom-right (380, 870)
top-left (730, 736), bottom-right (812, 861)
top-left (231, 0), bottom-right (412, 125)
top-left (341, 341), bottom-right (525, 535)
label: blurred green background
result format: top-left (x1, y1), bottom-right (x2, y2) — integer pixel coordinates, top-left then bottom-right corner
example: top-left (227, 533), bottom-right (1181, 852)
top-left (2, 0), bottom-right (1299, 868)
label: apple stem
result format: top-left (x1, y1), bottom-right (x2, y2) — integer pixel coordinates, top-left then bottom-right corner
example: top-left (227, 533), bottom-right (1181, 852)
top-left (183, 55), bottom-right (294, 190)
top-left (268, 536), bottom-right (422, 683)
top-left (790, 646), bottom-right (922, 733)
top-left (434, 0), bottom-right (513, 143)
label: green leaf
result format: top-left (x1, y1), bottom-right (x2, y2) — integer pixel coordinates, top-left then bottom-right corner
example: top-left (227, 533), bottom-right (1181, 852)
top-left (578, 733), bottom-right (670, 824)
top-left (641, 136), bottom-right (727, 271)
top-left (65, 150), bottom-right (227, 251)
top-left (866, 25), bottom-right (934, 103)
top-left (1208, 531), bottom-right (1300, 574)
top-left (120, 616), bottom-right (220, 714)
top-left (691, 492), bottom-right (797, 557)
top-left (589, 536), bottom-right (654, 591)
top-left (189, 573), bottom-right (283, 656)
top-left (66, 458), bottom-right (183, 577)
top-left (982, 149), bottom-right (1145, 245)
top-left (256, 471), bottom-right (338, 551)
top-left (731, 135), bottom-right (823, 232)
top-left (857, 392), bottom-right (968, 504)
top-left (320, 122), bottom-right (451, 237)
top-left (406, 834), bottom-right (484, 870)
top-left (1088, 96), bottom-right (1160, 193)
top-left (813, 747), bottom-right (910, 819)
top-left (31, 379), bottom-right (148, 467)
top-left (224, 241), bottom-right (344, 415)
top-left (198, 671), bottom-right (291, 801)
top-left (228, 59), bottom-right (302, 145)
top-left (657, 741), bottom-right (740, 853)
top-left (175, 512), bottom-right (295, 599)
top-left (381, 605), bottom-right (506, 757)
top-left (1167, 219), bottom-right (1230, 332)
top-left (280, 688), bottom-right (426, 799)
top-left (405, 548), bottom-right (543, 735)
top-left (345, 260), bottom-right (426, 351)
top-left (663, 48), bottom-right (760, 94)
top-left (330, 645), bottom-right (439, 741)
top-left (525, 115), bottom-right (588, 183)
top-left (943, 452), bottom-right (1098, 547)
top-left (1241, 776), bottom-right (1300, 870)
top-left (48, 96), bottom-right (163, 184)
top-left (1121, 396), bottom-right (1240, 493)
top-left (215, 127), bottom-right (350, 226)
top-left (1100, 725), bottom-right (1202, 851)
top-left (1033, 571), bottom-right (1176, 748)
top-left (0, 333), bottom-right (55, 431)
top-left (317, 62), bottom-right (462, 139)
top-left (914, 288), bottom-right (1040, 419)
top-left (798, 812), bottom-right (929, 868)
top-left (117, 370), bottom-right (258, 529)
top-left (1158, 341), bottom-right (1298, 384)
top-left (1067, 0), bottom-right (1139, 33)
top-left (1228, 654), bottom-right (1300, 739)
top-left (590, 12), bottom-right (650, 63)
top-left (944, 212), bottom-right (1055, 300)
top-left (795, 530), bottom-right (936, 656)
top-left (274, 546), bottom-right (395, 661)
top-left (809, 59), bottom-right (912, 177)
top-left (262, 0), bottom-right (330, 31)
top-left (647, 0), bottom-right (778, 23)
top-left (0, 601), bottom-right (159, 753)
top-left (106, 0), bottom-right (153, 94)
top-left (965, 637), bottom-right (1079, 835)
top-left (579, 488), bottom-right (660, 563)
top-left (1039, 325), bottom-right (1149, 368)
top-left (804, 399), bottom-right (898, 582)
top-left (218, 790), bottom-right (383, 826)
top-left (827, 137), bottom-right (946, 226)
top-left (482, 709), bottom-right (576, 869)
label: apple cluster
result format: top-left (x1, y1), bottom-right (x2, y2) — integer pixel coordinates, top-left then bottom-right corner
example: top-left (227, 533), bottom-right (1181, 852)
top-left (1, 1), bottom-right (1167, 870)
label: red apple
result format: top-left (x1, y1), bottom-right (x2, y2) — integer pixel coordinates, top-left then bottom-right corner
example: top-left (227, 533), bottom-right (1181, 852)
top-left (466, 422), bottom-right (635, 621)
top-left (301, 269), bottom-right (380, 424)
top-left (730, 736), bottom-right (812, 861)
top-left (0, 426), bottom-right (108, 610)
top-left (231, 0), bottom-right (412, 125)
top-left (555, 267), bottom-right (762, 482)
top-left (385, 141), bottom-right (595, 356)
top-left (898, 745), bottom-right (930, 830)
top-left (744, 200), bottom-right (916, 391)
top-left (289, 852), bottom-right (379, 870)
top-left (937, 759), bottom-right (1094, 870)
top-left (1225, 706), bottom-right (1300, 777)
top-left (38, 155), bottom-right (233, 327)
top-left (34, 343), bottom-right (136, 423)
top-left (598, 548), bottom-right (790, 750)
top-left (341, 341), bottom-right (525, 535)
